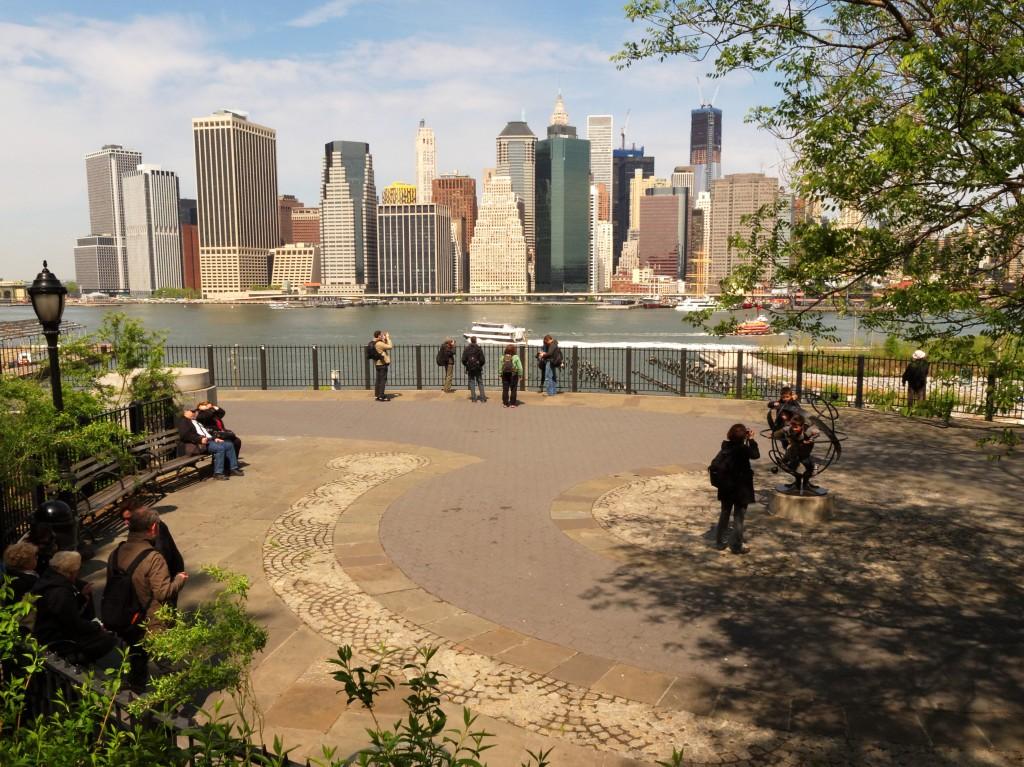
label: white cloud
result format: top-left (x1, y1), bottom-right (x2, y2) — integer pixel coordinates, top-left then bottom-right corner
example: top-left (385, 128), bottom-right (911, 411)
top-left (287, 0), bottom-right (364, 28)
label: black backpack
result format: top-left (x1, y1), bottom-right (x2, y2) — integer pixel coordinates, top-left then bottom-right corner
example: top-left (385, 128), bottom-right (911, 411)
top-left (366, 340), bottom-right (382, 361)
top-left (436, 346), bottom-right (448, 366)
top-left (708, 448), bottom-right (734, 490)
top-left (465, 347), bottom-right (484, 373)
top-left (550, 347), bottom-right (564, 368)
top-left (501, 354), bottom-right (515, 375)
top-left (101, 543), bottom-right (156, 632)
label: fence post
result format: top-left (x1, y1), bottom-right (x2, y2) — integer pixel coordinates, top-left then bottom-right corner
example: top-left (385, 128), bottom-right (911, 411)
top-left (625, 347), bottom-right (633, 394)
top-left (365, 356), bottom-right (372, 390)
top-left (206, 346), bottom-right (216, 387)
top-left (259, 346), bottom-right (268, 390)
top-left (984, 365), bottom-right (997, 421)
top-left (415, 346), bottom-right (423, 390)
top-left (570, 347), bottom-right (579, 392)
top-left (734, 350), bottom-right (744, 399)
top-left (679, 349), bottom-right (687, 396)
top-left (855, 355), bottom-right (865, 408)
top-left (311, 346), bottom-right (319, 391)
top-left (519, 344), bottom-right (528, 388)
top-left (128, 401), bottom-right (144, 435)
top-left (795, 351), bottom-right (805, 395)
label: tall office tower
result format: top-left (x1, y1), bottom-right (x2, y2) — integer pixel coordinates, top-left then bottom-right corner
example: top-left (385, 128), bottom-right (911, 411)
top-left (708, 173), bottom-right (780, 291)
top-left (589, 184), bottom-right (613, 292)
top-left (638, 187), bottom-right (690, 280)
top-left (178, 199), bottom-right (200, 292)
top-left (192, 109), bottom-right (279, 296)
top-left (432, 174), bottom-right (477, 292)
top-left (122, 165), bottom-right (184, 295)
top-left (73, 236), bottom-right (120, 292)
top-left (271, 243), bottom-right (321, 290)
top-left (278, 194), bottom-right (303, 244)
top-left (481, 167), bottom-right (496, 189)
top-left (685, 190), bottom-right (712, 294)
top-left (630, 172), bottom-right (671, 232)
top-left (382, 182), bottom-right (418, 205)
top-left (469, 176), bottom-right (528, 294)
top-left (377, 204), bottom-right (454, 294)
top-left (586, 115), bottom-right (613, 213)
top-left (415, 120), bottom-right (436, 204)
top-left (83, 144), bottom-right (143, 291)
top-left (319, 141), bottom-right (378, 293)
top-left (671, 166), bottom-right (696, 197)
top-left (291, 207), bottom-right (321, 244)
top-left (612, 146), bottom-right (654, 267)
top-left (496, 120), bottom-right (537, 256)
top-left (690, 105), bottom-right (723, 196)
top-left (535, 95), bottom-right (591, 293)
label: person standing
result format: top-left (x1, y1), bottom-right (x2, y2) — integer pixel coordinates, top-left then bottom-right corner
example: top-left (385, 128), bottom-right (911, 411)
top-left (175, 406), bottom-right (242, 480)
top-left (540, 334), bottom-right (561, 396)
top-left (462, 336), bottom-right (487, 402)
top-left (500, 344), bottom-right (524, 408)
top-left (373, 330), bottom-right (393, 402)
top-left (713, 423), bottom-right (760, 554)
top-left (437, 338), bottom-right (456, 393)
top-left (536, 341), bottom-right (548, 393)
top-left (901, 349), bottom-right (929, 407)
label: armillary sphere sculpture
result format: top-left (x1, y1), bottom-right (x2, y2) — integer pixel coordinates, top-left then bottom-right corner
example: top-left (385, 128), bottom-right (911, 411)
top-left (763, 393), bottom-right (845, 496)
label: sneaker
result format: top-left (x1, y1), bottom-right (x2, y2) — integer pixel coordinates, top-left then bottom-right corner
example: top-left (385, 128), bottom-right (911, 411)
top-left (213, 474), bottom-right (229, 481)
top-left (231, 469), bottom-right (245, 477)
top-left (730, 546), bottom-right (747, 555)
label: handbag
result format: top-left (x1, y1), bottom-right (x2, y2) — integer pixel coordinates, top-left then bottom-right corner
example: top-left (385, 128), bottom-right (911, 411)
top-left (211, 429), bottom-right (236, 441)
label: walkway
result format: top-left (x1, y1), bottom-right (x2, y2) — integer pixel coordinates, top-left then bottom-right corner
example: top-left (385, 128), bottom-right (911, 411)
top-left (88, 390), bottom-right (1024, 766)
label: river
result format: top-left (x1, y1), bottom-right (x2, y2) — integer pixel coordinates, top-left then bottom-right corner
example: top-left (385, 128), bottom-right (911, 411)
top-left (0, 302), bottom-right (880, 348)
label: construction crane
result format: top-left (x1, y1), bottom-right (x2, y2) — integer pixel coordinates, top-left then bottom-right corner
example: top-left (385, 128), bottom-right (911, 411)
top-left (620, 109), bottom-right (631, 150)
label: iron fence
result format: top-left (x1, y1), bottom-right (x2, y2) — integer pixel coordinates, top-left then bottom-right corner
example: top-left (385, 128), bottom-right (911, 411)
top-left (164, 344), bottom-right (1024, 422)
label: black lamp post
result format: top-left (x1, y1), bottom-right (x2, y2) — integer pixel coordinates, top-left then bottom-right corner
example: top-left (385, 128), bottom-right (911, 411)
top-left (28, 260), bottom-right (67, 411)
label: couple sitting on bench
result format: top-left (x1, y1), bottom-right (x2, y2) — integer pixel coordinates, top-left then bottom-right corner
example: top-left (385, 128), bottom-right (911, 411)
top-left (175, 403), bottom-right (244, 481)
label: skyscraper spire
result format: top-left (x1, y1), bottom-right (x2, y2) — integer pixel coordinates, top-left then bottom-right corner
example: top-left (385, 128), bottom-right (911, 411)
top-left (551, 91), bottom-right (569, 126)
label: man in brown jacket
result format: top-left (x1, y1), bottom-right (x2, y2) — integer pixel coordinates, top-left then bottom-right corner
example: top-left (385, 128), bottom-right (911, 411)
top-left (107, 507), bottom-right (188, 689)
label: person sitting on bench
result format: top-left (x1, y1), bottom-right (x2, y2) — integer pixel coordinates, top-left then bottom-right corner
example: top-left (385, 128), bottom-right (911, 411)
top-left (195, 401), bottom-right (242, 459)
top-left (175, 406), bottom-right (243, 481)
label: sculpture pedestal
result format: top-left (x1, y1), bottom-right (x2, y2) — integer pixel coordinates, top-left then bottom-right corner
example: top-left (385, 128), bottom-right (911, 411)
top-left (770, 488), bottom-right (835, 523)
top-left (98, 367), bottom-right (217, 406)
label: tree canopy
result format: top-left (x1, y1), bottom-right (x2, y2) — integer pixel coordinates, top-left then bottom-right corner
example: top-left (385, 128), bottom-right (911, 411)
top-left (617, 0), bottom-right (1024, 364)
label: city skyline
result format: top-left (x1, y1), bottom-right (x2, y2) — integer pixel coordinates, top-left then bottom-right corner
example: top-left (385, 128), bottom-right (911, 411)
top-left (0, 1), bottom-right (785, 280)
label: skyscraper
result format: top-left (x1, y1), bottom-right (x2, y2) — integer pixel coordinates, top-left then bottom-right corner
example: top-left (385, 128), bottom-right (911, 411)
top-left (377, 204), bottom-right (454, 294)
top-left (432, 174), bottom-right (477, 293)
top-left (708, 173), bottom-right (780, 291)
top-left (278, 194), bottom-right (303, 244)
top-left (271, 243), bottom-right (321, 290)
top-left (612, 146), bottom-right (654, 268)
top-left (690, 105), bottom-right (723, 196)
top-left (320, 141), bottom-right (377, 293)
top-left (192, 109), bottom-right (279, 296)
top-left (122, 165), bottom-right (184, 295)
top-left (629, 172), bottom-right (671, 232)
top-left (671, 166), bottom-right (697, 197)
top-left (73, 236), bottom-right (119, 293)
top-left (469, 176), bottom-right (528, 294)
top-left (291, 207), bottom-right (321, 244)
top-left (586, 115), bottom-right (613, 213)
top-left (178, 198), bottom-right (200, 292)
top-left (496, 120), bottom-right (537, 256)
top-left (590, 185), bottom-right (613, 292)
top-left (638, 187), bottom-right (690, 280)
top-left (83, 144), bottom-right (143, 291)
top-left (415, 120), bottom-right (436, 204)
top-left (535, 94), bottom-right (591, 293)
top-left (382, 182), bottom-right (418, 205)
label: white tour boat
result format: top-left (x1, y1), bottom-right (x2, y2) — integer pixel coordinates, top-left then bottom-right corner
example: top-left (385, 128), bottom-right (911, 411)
top-left (463, 321), bottom-right (527, 344)
top-left (674, 296), bottom-right (720, 313)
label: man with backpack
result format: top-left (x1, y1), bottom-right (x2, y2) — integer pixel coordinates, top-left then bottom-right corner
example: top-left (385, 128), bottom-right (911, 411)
top-left (436, 337), bottom-right (456, 393)
top-left (369, 330), bottom-right (393, 402)
top-left (500, 344), bottom-right (524, 407)
top-left (709, 423), bottom-right (760, 554)
top-left (461, 336), bottom-right (487, 403)
top-left (103, 507), bottom-right (188, 690)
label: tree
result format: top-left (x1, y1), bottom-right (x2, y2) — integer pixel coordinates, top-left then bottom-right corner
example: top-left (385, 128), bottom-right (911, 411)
top-left (616, 0), bottom-right (1024, 368)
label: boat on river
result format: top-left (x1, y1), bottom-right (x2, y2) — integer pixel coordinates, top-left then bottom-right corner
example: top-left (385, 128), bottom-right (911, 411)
top-left (674, 296), bottom-right (720, 313)
top-left (731, 316), bottom-right (773, 336)
top-left (463, 321), bottom-right (527, 344)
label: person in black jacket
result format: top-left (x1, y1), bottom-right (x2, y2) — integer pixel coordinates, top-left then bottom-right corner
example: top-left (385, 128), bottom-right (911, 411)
top-left (462, 336), bottom-right (487, 403)
top-left (901, 349), bottom-right (929, 407)
top-left (2, 542), bottom-right (40, 603)
top-left (196, 401), bottom-right (242, 458)
top-left (176, 406), bottom-right (241, 480)
top-left (437, 338), bottom-right (456, 393)
top-left (31, 551), bottom-right (117, 664)
top-left (715, 423), bottom-right (760, 554)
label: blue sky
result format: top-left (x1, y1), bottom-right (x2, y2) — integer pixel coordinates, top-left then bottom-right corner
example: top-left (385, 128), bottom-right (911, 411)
top-left (0, 1), bottom-right (785, 281)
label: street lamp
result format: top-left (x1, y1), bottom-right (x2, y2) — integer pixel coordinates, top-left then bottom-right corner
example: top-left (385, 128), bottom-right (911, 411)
top-left (28, 260), bottom-right (67, 411)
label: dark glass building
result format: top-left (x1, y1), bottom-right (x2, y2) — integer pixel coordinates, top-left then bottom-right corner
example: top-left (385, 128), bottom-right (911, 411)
top-left (690, 106), bottom-right (722, 196)
top-left (612, 146), bottom-right (654, 269)
top-left (536, 118), bottom-right (591, 293)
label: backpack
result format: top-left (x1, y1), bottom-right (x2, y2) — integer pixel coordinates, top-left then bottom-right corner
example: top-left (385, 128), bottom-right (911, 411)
top-left (436, 346), bottom-right (448, 367)
top-left (708, 448), bottom-right (734, 490)
top-left (366, 340), bottom-right (382, 362)
top-left (550, 347), bottom-right (564, 368)
top-left (101, 544), bottom-right (156, 632)
top-left (501, 354), bottom-right (515, 375)
top-left (464, 347), bottom-right (484, 373)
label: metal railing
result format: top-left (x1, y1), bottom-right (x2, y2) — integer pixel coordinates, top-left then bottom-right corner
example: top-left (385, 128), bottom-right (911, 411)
top-left (165, 344), bottom-right (1024, 422)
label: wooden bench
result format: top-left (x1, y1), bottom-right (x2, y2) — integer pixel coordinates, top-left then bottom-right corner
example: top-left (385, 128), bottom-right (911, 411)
top-left (143, 428), bottom-right (211, 484)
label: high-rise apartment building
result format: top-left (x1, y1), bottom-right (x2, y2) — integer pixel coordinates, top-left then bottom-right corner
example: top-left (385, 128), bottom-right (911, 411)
top-left (630, 172), bottom-right (671, 232)
top-left (122, 165), bottom-right (184, 295)
top-left (82, 144), bottom-right (143, 291)
top-left (612, 146), bottom-right (654, 267)
top-left (377, 204), bottom-right (454, 294)
top-left (535, 95), bottom-right (591, 293)
top-left (638, 187), bottom-right (690, 280)
top-left (690, 105), bottom-right (723, 196)
top-left (73, 236), bottom-right (120, 293)
top-left (708, 173), bottom-right (780, 291)
top-left (415, 120), bottom-right (436, 204)
top-left (432, 174), bottom-right (477, 292)
top-left (496, 120), bottom-right (537, 257)
top-left (192, 109), bottom-right (279, 296)
top-left (320, 141), bottom-right (378, 293)
top-left (469, 176), bottom-right (528, 294)
top-left (586, 115), bottom-right (613, 213)
top-left (589, 185), bottom-right (613, 292)
top-left (178, 198), bottom-right (200, 292)
top-left (278, 194), bottom-right (303, 244)
top-left (382, 182), bottom-right (418, 205)
top-left (271, 243), bottom-right (321, 290)
top-left (291, 207), bottom-right (321, 244)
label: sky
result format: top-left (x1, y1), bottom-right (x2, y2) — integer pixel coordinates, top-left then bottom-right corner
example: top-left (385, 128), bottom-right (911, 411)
top-left (0, 0), bottom-right (787, 282)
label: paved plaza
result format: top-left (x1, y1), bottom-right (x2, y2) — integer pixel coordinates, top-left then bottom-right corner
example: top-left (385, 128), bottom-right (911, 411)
top-left (87, 390), bottom-right (1024, 766)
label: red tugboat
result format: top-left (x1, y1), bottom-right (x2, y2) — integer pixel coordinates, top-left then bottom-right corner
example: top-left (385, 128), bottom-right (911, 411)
top-left (732, 316), bottom-right (773, 336)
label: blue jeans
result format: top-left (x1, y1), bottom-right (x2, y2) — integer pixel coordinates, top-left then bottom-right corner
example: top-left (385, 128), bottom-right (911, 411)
top-left (544, 363), bottom-right (557, 395)
top-left (208, 440), bottom-right (239, 475)
top-left (468, 373), bottom-right (485, 401)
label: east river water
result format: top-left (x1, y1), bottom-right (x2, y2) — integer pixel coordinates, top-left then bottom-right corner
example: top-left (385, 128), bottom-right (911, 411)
top-left (0, 302), bottom-right (881, 348)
